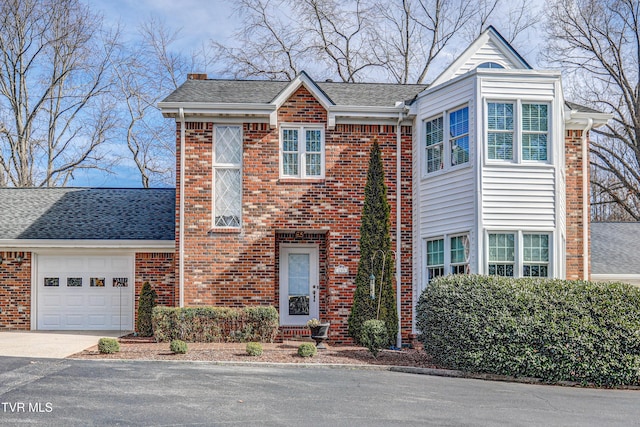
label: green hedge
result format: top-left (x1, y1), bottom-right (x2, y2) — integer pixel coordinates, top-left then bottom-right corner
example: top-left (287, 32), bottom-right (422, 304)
top-left (416, 275), bottom-right (640, 386)
top-left (152, 306), bottom-right (279, 343)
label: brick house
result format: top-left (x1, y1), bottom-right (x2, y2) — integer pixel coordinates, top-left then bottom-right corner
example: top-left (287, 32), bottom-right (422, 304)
top-left (0, 27), bottom-right (609, 345)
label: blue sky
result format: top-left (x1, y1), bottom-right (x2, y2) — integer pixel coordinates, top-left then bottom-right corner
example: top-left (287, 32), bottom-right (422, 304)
top-left (71, 0), bottom-right (544, 188)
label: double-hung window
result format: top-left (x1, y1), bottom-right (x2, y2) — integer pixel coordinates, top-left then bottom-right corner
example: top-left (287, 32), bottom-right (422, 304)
top-left (426, 233), bottom-right (470, 283)
top-left (280, 125), bottom-right (324, 178)
top-left (487, 102), bottom-right (514, 160)
top-left (213, 125), bottom-right (242, 228)
top-left (488, 232), bottom-right (550, 277)
top-left (426, 238), bottom-right (444, 283)
top-left (425, 117), bottom-right (443, 173)
top-left (522, 104), bottom-right (548, 161)
top-left (487, 101), bottom-right (549, 162)
top-left (424, 105), bottom-right (469, 175)
top-left (449, 107), bottom-right (469, 166)
top-left (523, 234), bottom-right (549, 277)
top-left (450, 235), bottom-right (470, 274)
top-left (488, 233), bottom-right (515, 276)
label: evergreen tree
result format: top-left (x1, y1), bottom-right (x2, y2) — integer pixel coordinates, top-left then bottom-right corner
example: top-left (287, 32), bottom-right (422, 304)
top-left (137, 281), bottom-right (157, 337)
top-left (348, 140), bottom-right (398, 346)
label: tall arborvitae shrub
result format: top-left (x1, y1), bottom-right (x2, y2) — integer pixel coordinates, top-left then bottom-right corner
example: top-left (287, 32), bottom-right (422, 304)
top-left (137, 281), bottom-right (157, 337)
top-left (348, 140), bottom-right (398, 346)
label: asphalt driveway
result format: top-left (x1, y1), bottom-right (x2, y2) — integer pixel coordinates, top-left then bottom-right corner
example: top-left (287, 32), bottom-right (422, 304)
top-left (0, 359), bottom-right (639, 426)
top-left (0, 331), bottom-right (123, 358)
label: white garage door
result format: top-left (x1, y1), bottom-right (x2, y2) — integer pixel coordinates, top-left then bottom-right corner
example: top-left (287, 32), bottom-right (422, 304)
top-left (37, 255), bottom-right (134, 330)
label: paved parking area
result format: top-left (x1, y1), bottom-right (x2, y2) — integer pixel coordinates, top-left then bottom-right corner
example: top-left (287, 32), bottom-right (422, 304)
top-left (0, 331), bottom-right (124, 358)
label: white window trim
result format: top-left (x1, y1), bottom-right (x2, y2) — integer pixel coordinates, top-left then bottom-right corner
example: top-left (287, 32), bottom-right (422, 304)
top-left (424, 232), bottom-right (471, 284)
top-left (279, 124), bottom-right (325, 179)
top-left (423, 104), bottom-right (470, 178)
top-left (485, 99), bottom-right (552, 165)
top-left (212, 124), bottom-right (243, 229)
top-left (485, 230), bottom-right (553, 278)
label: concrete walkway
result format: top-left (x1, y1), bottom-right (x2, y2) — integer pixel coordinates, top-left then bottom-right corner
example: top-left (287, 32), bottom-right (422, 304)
top-left (0, 330), bottom-right (125, 358)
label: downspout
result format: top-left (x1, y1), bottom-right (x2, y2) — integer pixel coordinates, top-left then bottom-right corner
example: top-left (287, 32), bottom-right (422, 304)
top-left (581, 118), bottom-right (593, 280)
top-left (396, 108), bottom-right (404, 349)
top-left (179, 107), bottom-right (185, 307)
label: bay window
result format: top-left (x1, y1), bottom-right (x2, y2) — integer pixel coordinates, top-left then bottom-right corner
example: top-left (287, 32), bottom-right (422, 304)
top-left (487, 232), bottom-right (551, 277)
top-left (424, 105), bottom-right (469, 175)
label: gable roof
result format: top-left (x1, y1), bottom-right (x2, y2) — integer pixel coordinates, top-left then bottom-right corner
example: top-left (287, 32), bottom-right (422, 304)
top-left (0, 188), bottom-right (175, 241)
top-left (161, 76), bottom-right (427, 108)
top-left (430, 25), bottom-right (532, 87)
top-left (591, 222), bottom-right (640, 275)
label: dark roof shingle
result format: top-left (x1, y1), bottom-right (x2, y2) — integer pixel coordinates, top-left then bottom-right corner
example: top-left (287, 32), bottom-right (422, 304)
top-left (0, 188), bottom-right (175, 241)
top-left (591, 222), bottom-right (640, 274)
top-left (162, 78), bottom-right (428, 107)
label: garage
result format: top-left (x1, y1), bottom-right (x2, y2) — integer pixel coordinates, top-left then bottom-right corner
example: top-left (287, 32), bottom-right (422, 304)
top-left (37, 254), bottom-right (134, 330)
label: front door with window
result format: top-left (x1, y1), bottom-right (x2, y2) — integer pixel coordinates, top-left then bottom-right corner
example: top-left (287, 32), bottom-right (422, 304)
top-left (279, 245), bottom-right (319, 326)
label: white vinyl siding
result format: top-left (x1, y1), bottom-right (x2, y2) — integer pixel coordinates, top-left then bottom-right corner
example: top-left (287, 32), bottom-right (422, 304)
top-left (213, 125), bottom-right (242, 228)
top-left (453, 38), bottom-right (512, 78)
top-left (482, 167), bottom-right (556, 228)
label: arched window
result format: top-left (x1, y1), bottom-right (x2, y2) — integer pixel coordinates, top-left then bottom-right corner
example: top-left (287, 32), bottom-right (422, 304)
top-left (478, 62), bottom-right (504, 69)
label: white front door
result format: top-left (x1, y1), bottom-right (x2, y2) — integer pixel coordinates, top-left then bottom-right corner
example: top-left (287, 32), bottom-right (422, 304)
top-left (279, 245), bottom-right (319, 326)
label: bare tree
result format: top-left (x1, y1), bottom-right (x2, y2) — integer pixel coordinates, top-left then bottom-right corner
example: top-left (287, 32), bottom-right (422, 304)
top-left (212, 0), bottom-right (537, 84)
top-left (0, 0), bottom-right (117, 187)
top-left (545, 0), bottom-right (640, 220)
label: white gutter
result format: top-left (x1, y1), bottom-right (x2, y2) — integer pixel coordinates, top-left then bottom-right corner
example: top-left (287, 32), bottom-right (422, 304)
top-left (0, 239), bottom-right (174, 250)
top-left (581, 118), bottom-right (593, 280)
top-left (396, 107), bottom-right (404, 349)
top-left (179, 107), bottom-right (186, 307)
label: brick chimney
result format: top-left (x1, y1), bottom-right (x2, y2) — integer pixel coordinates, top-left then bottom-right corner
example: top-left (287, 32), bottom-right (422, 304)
top-left (187, 73), bottom-right (208, 80)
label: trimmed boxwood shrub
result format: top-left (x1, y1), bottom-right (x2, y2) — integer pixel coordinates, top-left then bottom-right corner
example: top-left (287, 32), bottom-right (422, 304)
top-left (98, 337), bottom-right (120, 354)
top-left (170, 339), bottom-right (188, 354)
top-left (152, 306), bottom-right (279, 343)
top-left (298, 342), bottom-right (317, 358)
top-left (360, 319), bottom-right (388, 358)
top-left (246, 342), bottom-right (263, 357)
top-left (416, 275), bottom-right (640, 387)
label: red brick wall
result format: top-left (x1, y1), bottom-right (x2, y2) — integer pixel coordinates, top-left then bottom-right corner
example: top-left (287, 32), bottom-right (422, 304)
top-left (176, 85), bottom-right (413, 344)
top-left (134, 252), bottom-right (176, 328)
top-left (565, 129), bottom-right (590, 280)
top-left (0, 252), bottom-right (31, 329)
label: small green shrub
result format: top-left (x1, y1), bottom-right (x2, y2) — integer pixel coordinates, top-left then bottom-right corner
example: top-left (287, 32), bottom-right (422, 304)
top-left (246, 342), bottom-right (263, 357)
top-left (137, 281), bottom-right (157, 337)
top-left (361, 319), bottom-right (388, 358)
top-left (152, 306), bottom-right (279, 343)
top-left (98, 337), bottom-right (120, 354)
top-left (170, 339), bottom-right (188, 354)
top-left (298, 342), bottom-right (317, 358)
top-left (417, 275), bottom-right (640, 387)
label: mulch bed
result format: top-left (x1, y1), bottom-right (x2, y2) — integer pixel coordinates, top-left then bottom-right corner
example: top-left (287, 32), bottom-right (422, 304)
top-left (70, 336), bottom-right (438, 368)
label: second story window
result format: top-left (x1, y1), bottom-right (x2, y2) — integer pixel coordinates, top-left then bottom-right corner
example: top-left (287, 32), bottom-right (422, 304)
top-left (213, 125), bottom-right (242, 228)
top-left (280, 125), bottom-right (325, 179)
top-left (487, 101), bottom-right (549, 162)
top-left (487, 102), bottom-right (514, 160)
top-left (424, 105), bottom-right (469, 176)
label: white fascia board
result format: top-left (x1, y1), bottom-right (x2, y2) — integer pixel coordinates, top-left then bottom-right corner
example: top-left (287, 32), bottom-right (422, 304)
top-left (159, 102), bottom-right (274, 118)
top-left (565, 110), bottom-right (612, 129)
top-left (0, 239), bottom-right (175, 250)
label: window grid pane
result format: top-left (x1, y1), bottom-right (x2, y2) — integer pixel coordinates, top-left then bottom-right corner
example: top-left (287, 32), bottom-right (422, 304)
top-left (425, 117), bottom-right (443, 147)
top-left (306, 130), bottom-right (322, 152)
top-left (522, 104), bottom-right (548, 161)
top-left (215, 126), bottom-right (242, 164)
top-left (488, 233), bottom-right (515, 277)
top-left (426, 239), bottom-right (444, 266)
top-left (214, 168), bottom-right (241, 227)
top-left (450, 235), bottom-right (470, 275)
top-left (306, 153), bottom-right (321, 176)
top-left (426, 145), bottom-right (442, 173)
top-left (450, 107), bottom-right (469, 166)
top-left (523, 233), bottom-right (549, 277)
top-left (488, 103), bottom-right (514, 160)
